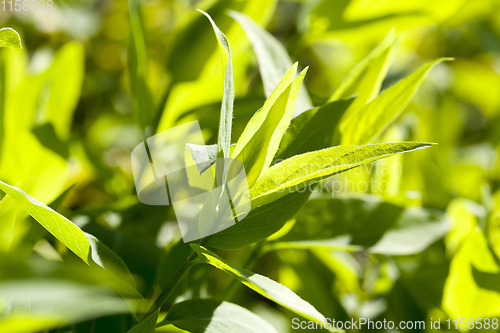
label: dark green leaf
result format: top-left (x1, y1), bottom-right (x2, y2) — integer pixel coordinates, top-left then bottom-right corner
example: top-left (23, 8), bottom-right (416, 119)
top-left (163, 299), bottom-right (279, 333)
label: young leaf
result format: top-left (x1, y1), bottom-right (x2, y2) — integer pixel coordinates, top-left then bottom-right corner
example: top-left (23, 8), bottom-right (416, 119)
top-left (229, 10), bottom-right (313, 116)
top-left (128, 309), bottom-right (160, 333)
top-left (162, 299), bottom-right (279, 333)
top-left (199, 10), bottom-right (234, 179)
top-left (232, 64), bottom-right (307, 187)
top-left (339, 58), bottom-right (452, 144)
top-left (191, 244), bottom-right (328, 324)
top-left (0, 180), bottom-right (136, 288)
top-left (328, 28), bottom-right (396, 103)
top-left (0, 28), bottom-right (22, 49)
top-left (251, 142), bottom-right (435, 208)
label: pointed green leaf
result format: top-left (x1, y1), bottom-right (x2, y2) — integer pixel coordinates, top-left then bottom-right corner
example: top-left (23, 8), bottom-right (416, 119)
top-left (229, 11), bottom-right (312, 116)
top-left (251, 142), bottom-right (435, 208)
top-left (162, 299), bottom-right (279, 333)
top-left (328, 28), bottom-right (396, 103)
top-left (128, 309), bottom-right (160, 333)
top-left (199, 10), bottom-right (234, 163)
top-left (0, 180), bottom-right (136, 288)
top-left (232, 64), bottom-right (307, 187)
top-left (0, 28), bottom-right (22, 49)
top-left (191, 244), bottom-right (328, 324)
top-left (339, 58), bottom-right (452, 144)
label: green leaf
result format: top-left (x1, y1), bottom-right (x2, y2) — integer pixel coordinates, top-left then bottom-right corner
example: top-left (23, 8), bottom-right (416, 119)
top-left (163, 299), bottom-right (279, 333)
top-left (0, 28), bottom-right (22, 49)
top-left (199, 10), bottom-right (234, 162)
top-left (128, 309), bottom-right (160, 333)
top-left (443, 230), bottom-right (500, 319)
top-left (250, 141), bottom-right (435, 208)
top-left (276, 98), bottom-right (354, 160)
top-left (191, 244), bottom-right (328, 324)
top-left (44, 42), bottom-right (85, 138)
top-left (207, 191), bottom-right (311, 250)
top-left (272, 196), bottom-right (449, 255)
top-left (232, 64), bottom-right (307, 187)
top-left (229, 11), bottom-right (312, 116)
top-left (0, 180), bottom-right (136, 288)
top-left (339, 58), bottom-right (452, 144)
top-left (128, 0), bottom-right (154, 128)
top-left (328, 28), bottom-right (396, 103)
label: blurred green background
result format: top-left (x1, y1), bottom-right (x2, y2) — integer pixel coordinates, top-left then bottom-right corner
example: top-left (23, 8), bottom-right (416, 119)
top-left (1, 0), bottom-right (500, 332)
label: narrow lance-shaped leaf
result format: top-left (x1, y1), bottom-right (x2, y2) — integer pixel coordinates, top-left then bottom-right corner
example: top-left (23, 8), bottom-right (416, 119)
top-left (207, 99), bottom-right (353, 250)
top-left (0, 180), bottom-right (136, 288)
top-left (329, 29), bottom-right (398, 135)
top-left (340, 58), bottom-right (453, 145)
top-left (229, 10), bottom-right (313, 117)
top-left (0, 28), bottom-right (22, 49)
top-left (162, 299), bottom-right (280, 333)
top-left (250, 142), bottom-right (435, 208)
top-left (199, 10), bottom-right (234, 189)
top-left (232, 64), bottom-right (307, 187)
top-left (328, 28), bottom-right (396, 103)
top-left (191, 244), bottom-right (329, 326)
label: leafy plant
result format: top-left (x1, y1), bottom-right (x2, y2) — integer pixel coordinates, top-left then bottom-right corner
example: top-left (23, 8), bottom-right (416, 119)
top-left (2, 1), bottom-right (496, 332)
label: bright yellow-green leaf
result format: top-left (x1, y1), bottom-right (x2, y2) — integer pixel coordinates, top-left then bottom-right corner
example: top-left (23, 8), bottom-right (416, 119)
top-left (339, 58), bottom-right (452, 145)
top-left (0, 180), bottom-right (136, 289)
top-left (250, 141), bottom-right (435, 208)
top-left (191, 244), bottom-right (330, 326)
top-left (328, 28), bottom-right (396, 103)
top-left (443, 230), bottom-right (500, 319)
top-left (232, 64), bottom-right (307, 187)
top-left (0, 28), bottom-right (22, 49)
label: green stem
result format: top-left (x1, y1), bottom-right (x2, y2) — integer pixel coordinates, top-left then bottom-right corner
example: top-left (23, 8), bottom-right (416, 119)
top-left (218, 240), bottom-right (265, 301)
top-left (149, 237), bottom-right (211, 315)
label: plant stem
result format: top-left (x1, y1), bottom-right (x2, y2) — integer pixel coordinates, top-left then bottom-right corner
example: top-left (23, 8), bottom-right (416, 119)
top-left (150, 237), bottom-right (210, 314)
top-left (218, 240), bottom-right (265, 301)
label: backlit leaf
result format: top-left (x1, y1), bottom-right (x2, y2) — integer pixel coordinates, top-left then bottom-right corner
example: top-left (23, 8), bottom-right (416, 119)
top-left (251, 142), bottom-right (435, 208)
top-left (339, 58), bottom-right (452, 144)
top-left (191, 244), bottom-right (328, 325)
top-left (231, 64), bottom-right (307, 187)
top-left (0, 180), bottom-right (135, 288)
top-left (0, 28), bottom-right (22, 49)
